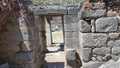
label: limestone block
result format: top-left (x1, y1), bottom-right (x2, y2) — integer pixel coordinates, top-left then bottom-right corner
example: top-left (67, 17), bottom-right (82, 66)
top-left (64, 23), bottom-right (79, 31)
top-left (64, 15), bottom-right (79, 24)
top-left (16, 51), bottom-right (35, 61)
top-left (109, 33), bottom-right (120, 39)
top-left (79, 20), bottom-right (91, 32)
top-left (114, 40), bottom-right (120, 47)
top-left (66, 49), bottom-right (76, 61)
top-left (81, 48), bottom-right (91, 62)
top-left (48, 8), bottom-right (67, 14)
top-left (93, 47), bottom-right (110, 56)
top-left (108, 40), bottom-right (120, 47)
top-left (65, 31), bottom-right (78, 39)
top-left (112, 47), bottom-right (120, 55)
top-left (66, 49), bottom-right (76, 68)
top-left (95, 17), bottom-right (118, 32)
top-left (68, 7), bottom-right (80, 14)
top-left (65, 38), bottom-right (79, 48)
top-left (82, 61), bottom-right (104, 68)
top-left (112, 55), bottom-right (120, 61)
top-left (99, 60), bottom-right (120, 68)
top-left (79, 9), bottom-right (106, 19)
top-left (34, 8), bottom-right (67, 15)
top-left (81, 33), bottom-right (107, 47)
top-left (107, 40), bottom-right (114, 47)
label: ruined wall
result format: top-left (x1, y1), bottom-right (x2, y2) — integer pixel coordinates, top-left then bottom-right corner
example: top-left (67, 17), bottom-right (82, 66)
top-left (0, 0), bottom-right (42, 68)
top-left (79, 0), bottom-right (120, 68)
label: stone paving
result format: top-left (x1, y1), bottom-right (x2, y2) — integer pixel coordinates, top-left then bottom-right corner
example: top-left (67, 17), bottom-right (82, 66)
top-left (45, 46), bottom-right (65, 68)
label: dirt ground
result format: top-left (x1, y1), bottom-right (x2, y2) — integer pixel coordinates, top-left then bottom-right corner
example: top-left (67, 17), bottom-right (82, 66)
top-left (45, 46), bottom-right (65, 68)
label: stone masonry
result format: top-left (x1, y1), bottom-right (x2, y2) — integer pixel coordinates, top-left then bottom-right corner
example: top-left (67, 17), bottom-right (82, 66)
top-left (1, 0), bottom-right (120, 68)
top-left (79, 0), bottom-right (120, 68)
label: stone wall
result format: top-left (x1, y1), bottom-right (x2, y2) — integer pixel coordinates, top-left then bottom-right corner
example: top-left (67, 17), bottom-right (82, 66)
top-left (79, 0), bottom-right (120, 68)
top-left (0, 0), bottom-right (42, 68)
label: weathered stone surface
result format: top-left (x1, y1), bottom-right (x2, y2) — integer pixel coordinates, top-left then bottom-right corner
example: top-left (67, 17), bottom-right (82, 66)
top-left (64, 15), bottom-right (79, 24)
top-left (81, 33), bottom-right (107, 47)
top-left (108, 40), bottom-right (120, 47)
top-left (95, 17), bottom-right (118, 32)
top-left (68, 7), bottom-right (80, 14)
top-left (64, 23), bottom-right (79, 31)
top-left (93, 47), bottom-right (110, 56)
top-left (109, 33), bottom-right (120, 39)
top-left (79, 20), bottom-right (91, 32)
top-left (0, 63), bottom-right (9, 68)
top-left (22, 39), bottom-right (40, 51)
top-left (81, 48), bottom-right (91, 62)
top-left (79, 9), bottom-right (106, 19)
top-left (96, 56), bottom-right (103, 61)
top-left (114, 40), bottom-right (120, 47)
top-left (16, 51), bottom-right (35, 61)
top-left (107, 11), bottom-right (117, 17)
top-left (99, 60), bottom-right (120, 68)
top-left (34, 8), bottom-right (67, 15)
top-left (112, 47), bottom-right (120, 55)
top-left (92, 2), bottom-right (105, 9)
top-left (107, 40), bottom-right (114, 47)
top-left (65, 31), bottom-right (78, 39)
top-left (112, 55), bottom-right (120, 61)
top-left (66, 49), bottom-right (76, 61)
top-left (65, 38), bottom-right (79, 48)
top-left (83, 61), bottom-right (104, 68)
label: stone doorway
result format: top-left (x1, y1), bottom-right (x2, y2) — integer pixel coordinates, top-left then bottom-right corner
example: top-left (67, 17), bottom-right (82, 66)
top-left (39, 14), bottom-right (65, 68)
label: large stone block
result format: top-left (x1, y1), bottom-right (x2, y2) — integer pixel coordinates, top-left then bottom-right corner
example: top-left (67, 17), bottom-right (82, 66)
top-left (64, 23), bottom-right (79, 31)
top-left (68, 7), bottom-right (80, 15)
top-left (65, 31), bottom-right (78, 39)
top-left (109, 33), bottom-right (120, 39)
top-left (16, 51), bottom-right (35, 61)
top-left (64, 15), bottom-right (79, 24)
top-left (81, 33), bottom-right (107, 47)
top-left (34, 8), bottom-right (67, 15)
top-left (66, 49), bottom-right (76, 61)
top-left (95, 17), bottom-right (118, 32)
top-left (66, 49), bottom-right (77, 68)
top-left (65, 38), bottom-right (79, 48)
top-left (81, 48), bottom-right (92, 62)
top-left (112, 47), bottom-right (120, 55)
top-left (108, 40), bottom-right (120, 47)
top-left (79, 20), bottom-right (91, 32)
top-left (79, 9), bottom-right (106, 19)
top-left (93, 47), bottom-right (110, 56)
